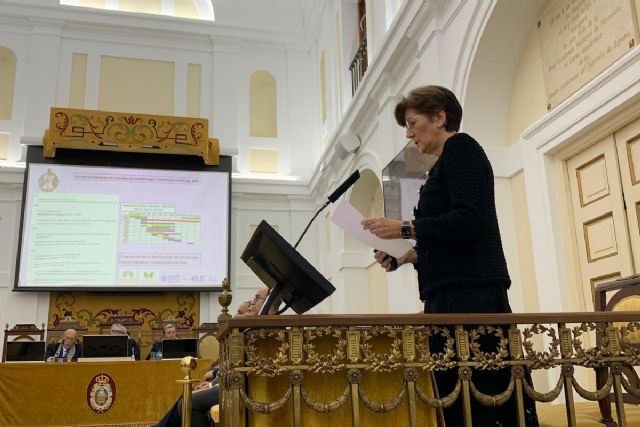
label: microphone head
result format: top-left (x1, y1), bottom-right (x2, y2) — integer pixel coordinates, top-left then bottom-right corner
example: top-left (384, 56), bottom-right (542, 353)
top-left (327, 170), bottom-right (360, 203)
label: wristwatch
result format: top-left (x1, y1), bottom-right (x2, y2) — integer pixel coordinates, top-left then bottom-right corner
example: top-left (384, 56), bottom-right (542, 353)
top-left (401, 220), bottom-right (412, 239)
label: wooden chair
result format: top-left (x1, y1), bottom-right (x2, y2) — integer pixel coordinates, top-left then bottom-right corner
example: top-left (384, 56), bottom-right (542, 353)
top-left (594, 275), bottom-right (640, 426)
top-left (98, 314), bottom-right (143, 342)
top-left (47, 317), bottom-right (88, 344)
top-left (193, 322), bottom-right (219, 361)
top-left (150, 317), bottom-right (194, 343)
top-left (2, 323), bottom-right (45, 362)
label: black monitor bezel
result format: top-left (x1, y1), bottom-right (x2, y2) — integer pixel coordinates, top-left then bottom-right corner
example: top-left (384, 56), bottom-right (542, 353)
top-left (161, 337), bottom-right (198, 358)
top-left (240, 220), bottom-right (335, 315)
top-left (81, 334), bottom-right (130, 358)
top-left (5, 340), bottom-right (46, 362)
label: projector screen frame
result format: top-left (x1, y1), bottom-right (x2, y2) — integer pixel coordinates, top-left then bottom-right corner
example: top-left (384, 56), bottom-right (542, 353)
top-left (14, 145), bottom-right (231, 293)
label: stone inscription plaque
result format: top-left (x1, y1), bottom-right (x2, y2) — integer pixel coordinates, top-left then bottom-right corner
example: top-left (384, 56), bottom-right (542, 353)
top-left (538, 0), bottom-right (638, 109)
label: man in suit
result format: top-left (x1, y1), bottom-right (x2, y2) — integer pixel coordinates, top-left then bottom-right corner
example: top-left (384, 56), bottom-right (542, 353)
top-left (110, 323), bottom-right (141, 360)
top-left (45, 328), bottom-right (82, 362)
top-left (146, 323), bottom-right (178, 360)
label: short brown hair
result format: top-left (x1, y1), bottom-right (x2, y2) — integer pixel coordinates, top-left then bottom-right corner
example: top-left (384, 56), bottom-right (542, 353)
top-left (394, 85), bottom-right (462, 131)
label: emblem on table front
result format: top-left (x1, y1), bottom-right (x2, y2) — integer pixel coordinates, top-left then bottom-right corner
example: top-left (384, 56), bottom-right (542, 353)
top-left (87, 373), bottom-right (116, 414)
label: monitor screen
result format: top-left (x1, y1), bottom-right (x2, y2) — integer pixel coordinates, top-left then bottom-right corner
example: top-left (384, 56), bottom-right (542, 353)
top-left (241, 220), bottom-right (335, 314)
top-left (161, 338), bottom-right (198, 359)
top-left (5, 341), bottom-right (46, 362)
top-left (382, 141), bottom-right (436, 220)
top-left (14, 146), bottom-right (231, 292)
top-left (82, 335), bottom-right (130, 358)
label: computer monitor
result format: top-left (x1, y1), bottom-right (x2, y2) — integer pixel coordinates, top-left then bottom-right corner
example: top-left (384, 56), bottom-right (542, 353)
top-left (82, 335), bottom-right (130, 358)
top-left (240, 220), bottom-right (335, 314)
top-left (161, 338), bottom-right (198, 359)
top-left (5, 341), bottom-right (46, 362)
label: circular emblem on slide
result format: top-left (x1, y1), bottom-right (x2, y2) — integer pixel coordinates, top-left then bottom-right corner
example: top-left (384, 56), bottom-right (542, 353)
top-left (87, 373), bottom-right (116, 414)
top-left (37, 168), bottom-right (59, 192)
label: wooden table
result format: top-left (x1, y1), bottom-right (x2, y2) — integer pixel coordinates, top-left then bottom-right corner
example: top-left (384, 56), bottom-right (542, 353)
top-left (0, 359), bottom-right (212, 426)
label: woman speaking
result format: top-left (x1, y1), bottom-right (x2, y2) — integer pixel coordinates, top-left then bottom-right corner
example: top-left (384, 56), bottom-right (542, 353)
top-left (362, 85), bottom-right (538, 427)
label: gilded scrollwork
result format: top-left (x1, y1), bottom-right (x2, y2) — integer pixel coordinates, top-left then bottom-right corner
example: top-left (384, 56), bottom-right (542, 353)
top-left (217, 316), bottom-right (640, 425)
top-left (402, 327), bottom-right (416, 362)
top-left (508, 328), bottom-right (523, 360)
top-left (522, 324), bottom-right (560, 369)
top-left (415, 376), bottom-right (461, 409)
top-left (301, 384), bottom-right (350, 413)
top-left (45, 108), bottom-right (218, 164)
top-left (570, 322), bottom-right (608, 368)
top-left (468, 325), bottom-right (509, 370)
top-left (469, 375), bottom-right (514, 406)
top-left (358, 382), bottom-right (406, 413)
top-left (416, 326), bottom-right (457, 371)
top-left (303, 327), bottom-right (347, 374)
top-left (572, 372), bottom-right (612, 401)
top-left (245, 329), bottom-right (288, 376)
top-left (360, 326), bottom-right (403, 372)
top-left (522, 371), bottom-right (564, 402)
top-left (239, 386), bottom-right (292, 414)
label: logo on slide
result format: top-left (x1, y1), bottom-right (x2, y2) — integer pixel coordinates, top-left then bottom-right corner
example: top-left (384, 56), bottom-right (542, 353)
top-left (37, 168), bottom-right (59, 192)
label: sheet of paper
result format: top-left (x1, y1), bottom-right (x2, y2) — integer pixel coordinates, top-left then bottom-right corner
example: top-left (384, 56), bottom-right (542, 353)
top-left (330, 200), bottom-right (414, 258)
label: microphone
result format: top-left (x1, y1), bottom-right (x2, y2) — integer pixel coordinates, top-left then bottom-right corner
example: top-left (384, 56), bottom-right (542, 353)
top-left (327, 170), bottom-right (360, 203)
top-left (293, 170), bottom-right (360, 249)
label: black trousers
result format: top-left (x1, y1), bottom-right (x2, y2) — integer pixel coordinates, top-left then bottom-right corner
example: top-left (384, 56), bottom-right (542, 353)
top-left (156, 386), bottom-right (219, 427)
top-left (424, 283), bottom-right (539, 427)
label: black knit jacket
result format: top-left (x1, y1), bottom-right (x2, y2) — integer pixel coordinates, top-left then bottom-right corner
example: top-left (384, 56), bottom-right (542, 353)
top-left (413, 133), bottom-right (510, 300)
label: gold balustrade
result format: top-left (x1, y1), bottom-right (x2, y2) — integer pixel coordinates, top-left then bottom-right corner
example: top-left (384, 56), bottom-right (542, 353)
top-left (214, 312), bottom-right (640, 427)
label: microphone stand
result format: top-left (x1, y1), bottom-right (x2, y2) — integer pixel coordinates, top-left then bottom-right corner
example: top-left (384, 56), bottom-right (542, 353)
top-left (293, 201), bottom-right (330, 250)
top-left (293, 170), bottom-right (359, 250)
top-left (293, 200), bottom-right (331, 249)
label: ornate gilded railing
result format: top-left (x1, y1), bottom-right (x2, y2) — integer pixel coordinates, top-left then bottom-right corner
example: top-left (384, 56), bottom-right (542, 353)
top-left (217, 312), bottom-right (640, 427)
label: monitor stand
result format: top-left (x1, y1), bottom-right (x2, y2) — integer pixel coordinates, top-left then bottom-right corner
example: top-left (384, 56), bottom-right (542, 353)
top-left (259, 283), bottom-right (296, 315)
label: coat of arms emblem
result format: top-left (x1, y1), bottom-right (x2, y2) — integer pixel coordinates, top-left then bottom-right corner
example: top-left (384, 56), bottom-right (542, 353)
top-left (87, 373), bottom-right (116, 414)
top-left (37, 168), bottom-right (59, 192)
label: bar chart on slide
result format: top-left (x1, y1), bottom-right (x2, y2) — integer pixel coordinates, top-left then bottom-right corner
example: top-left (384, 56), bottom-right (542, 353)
top-left (120, 211), bottom-right (201, 244)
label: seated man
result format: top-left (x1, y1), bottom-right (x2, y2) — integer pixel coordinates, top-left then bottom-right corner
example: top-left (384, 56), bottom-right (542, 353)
top-left (45, 328), bottom-right (82, 362)
top-left (110, 323), bottom-right (141, 360)
top-left (146, 323), bottom-right (178, 360)
top-left (156, 287), bottom-right (280, 427)
top-left (235, 300), bottom-right (252, 316)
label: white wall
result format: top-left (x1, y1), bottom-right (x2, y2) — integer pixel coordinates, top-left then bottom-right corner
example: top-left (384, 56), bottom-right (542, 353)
top-left (3, 0), bottom-right (640, 348)
top-left (0, 170), bottom-right (49, 339)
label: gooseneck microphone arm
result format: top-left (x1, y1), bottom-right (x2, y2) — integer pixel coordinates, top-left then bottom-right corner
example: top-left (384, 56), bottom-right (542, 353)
top-left (293, 170), bottom-right (360, 250)
top-left (293, 201), bottom-right (330, 250)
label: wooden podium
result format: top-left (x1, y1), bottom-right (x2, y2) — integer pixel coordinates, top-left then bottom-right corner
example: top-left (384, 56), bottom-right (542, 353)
top-left (217, 315), bottom-right (442, 427)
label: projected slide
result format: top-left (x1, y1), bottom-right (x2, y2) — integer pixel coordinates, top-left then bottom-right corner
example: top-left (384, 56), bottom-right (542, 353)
top-left (18, 162), bottom-right (229, 290)
top-left (27, 193), bottom-right (118, 286)
top-left (120, 204), bottom-right (201, 245)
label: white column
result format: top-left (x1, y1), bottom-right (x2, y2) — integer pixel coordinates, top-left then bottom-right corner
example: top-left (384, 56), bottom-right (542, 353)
top-left (22, 19), bottom-right (63, 140)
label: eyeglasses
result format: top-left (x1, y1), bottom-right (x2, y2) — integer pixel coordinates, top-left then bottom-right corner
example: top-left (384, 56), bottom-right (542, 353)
top-left (251, 295), bottom-right (266, 304)
top-left (405, 114), bottom-right (425, 130)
